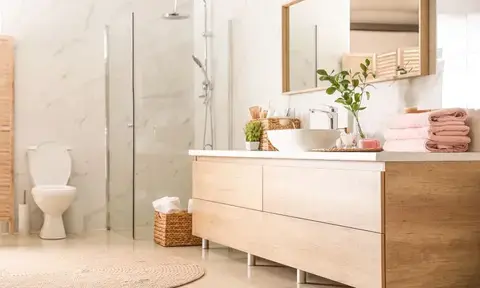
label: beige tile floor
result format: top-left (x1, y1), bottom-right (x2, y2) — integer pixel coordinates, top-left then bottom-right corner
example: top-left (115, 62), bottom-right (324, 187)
top-left (0, 231), bottom-right (348, 288)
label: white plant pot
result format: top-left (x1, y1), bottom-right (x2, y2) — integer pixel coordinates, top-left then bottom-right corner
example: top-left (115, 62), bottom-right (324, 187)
top-left (245, 141), bottom-right (260, 151)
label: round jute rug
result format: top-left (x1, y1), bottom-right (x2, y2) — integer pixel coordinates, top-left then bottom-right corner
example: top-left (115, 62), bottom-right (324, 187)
top-left (0, 248), bottom-right (205, 288)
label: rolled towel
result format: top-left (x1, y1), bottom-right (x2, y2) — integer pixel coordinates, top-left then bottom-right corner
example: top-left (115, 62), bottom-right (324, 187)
top-left (384, 139), bottom-right (469, 153)
top-left (389, 108), bottom-right (468, 129)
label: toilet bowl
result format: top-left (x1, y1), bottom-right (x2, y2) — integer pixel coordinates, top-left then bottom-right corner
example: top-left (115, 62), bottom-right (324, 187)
top-left (28, 143), bottom-right (76, 240)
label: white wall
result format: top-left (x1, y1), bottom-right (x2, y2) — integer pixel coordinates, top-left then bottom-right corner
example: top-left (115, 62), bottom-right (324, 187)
top-left (438, 12), bottom-right (480, 108)
top-left (194, 0), bottom-right (442, 150)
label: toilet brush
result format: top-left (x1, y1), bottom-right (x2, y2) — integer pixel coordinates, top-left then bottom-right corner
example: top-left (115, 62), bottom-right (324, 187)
top-left (18, 190), bottom-right (30, 236)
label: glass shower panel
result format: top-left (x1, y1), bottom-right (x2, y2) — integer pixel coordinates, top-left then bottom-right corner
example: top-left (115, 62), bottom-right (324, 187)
top-left (133, 3), bottom-right (194, 240)
top-left (106, 12), bottom-right (134, 238)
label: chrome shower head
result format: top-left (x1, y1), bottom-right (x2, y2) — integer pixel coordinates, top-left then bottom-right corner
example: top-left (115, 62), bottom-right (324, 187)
top-left (163, 0), bottom-right (189, 20)
top-left (163, 12), bottom-right (189, 20)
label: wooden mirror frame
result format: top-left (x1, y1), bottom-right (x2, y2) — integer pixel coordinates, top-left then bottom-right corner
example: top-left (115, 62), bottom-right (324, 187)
top-left (282, 0), bottom-right (432, 96)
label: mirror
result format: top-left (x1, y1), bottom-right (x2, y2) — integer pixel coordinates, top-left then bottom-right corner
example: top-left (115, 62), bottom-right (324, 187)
top-left (282, 0), bottom-right (430, 94)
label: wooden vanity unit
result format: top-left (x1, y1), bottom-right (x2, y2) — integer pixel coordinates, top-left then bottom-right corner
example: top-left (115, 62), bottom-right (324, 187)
top-left (190, 150), bottom-right (480, 288)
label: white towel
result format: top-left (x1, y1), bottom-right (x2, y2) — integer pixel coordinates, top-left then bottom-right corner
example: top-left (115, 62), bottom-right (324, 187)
top-left (152, 197), bottom-right (181, 214)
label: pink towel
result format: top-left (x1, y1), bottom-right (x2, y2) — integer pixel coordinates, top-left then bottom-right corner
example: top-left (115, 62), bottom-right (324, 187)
top-left (429, 108), bottom-right (468, 123)
top-left (384, 125), bottom-right (470, 140)
top-left (389, 108), bottom-right (468, 129)
top-left (384, 139), bottom-right (469, 153)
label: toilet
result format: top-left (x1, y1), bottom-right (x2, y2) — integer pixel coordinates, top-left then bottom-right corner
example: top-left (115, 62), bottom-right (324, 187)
top-left (28, 142), bottom-right (76, 240)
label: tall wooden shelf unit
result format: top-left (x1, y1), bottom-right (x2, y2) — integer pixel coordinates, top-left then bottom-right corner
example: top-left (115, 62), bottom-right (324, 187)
top-left (0, 36), bottom-right (15, 233)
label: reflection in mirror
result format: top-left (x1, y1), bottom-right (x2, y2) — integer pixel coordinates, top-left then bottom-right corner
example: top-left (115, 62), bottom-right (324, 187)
top-left (282, 0), bottom-right (430, 94)
top-left (347, 0), bottom-right (421, 79)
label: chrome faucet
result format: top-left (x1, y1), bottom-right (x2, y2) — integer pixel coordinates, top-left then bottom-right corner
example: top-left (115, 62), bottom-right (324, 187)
top-left (309, 105), bottom-right (338, 130)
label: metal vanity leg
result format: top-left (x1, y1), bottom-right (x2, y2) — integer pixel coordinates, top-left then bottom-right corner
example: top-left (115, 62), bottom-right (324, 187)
top-left (247, 253), bottom-right (257, 266)
top-left (296, 269), bottom-right (307, 284)
top-left (202, 239), bottom-right (209, 249)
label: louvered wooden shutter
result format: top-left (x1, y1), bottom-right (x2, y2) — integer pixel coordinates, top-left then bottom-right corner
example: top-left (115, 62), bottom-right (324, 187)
top-left (0, 36), bottom-right (15, 233)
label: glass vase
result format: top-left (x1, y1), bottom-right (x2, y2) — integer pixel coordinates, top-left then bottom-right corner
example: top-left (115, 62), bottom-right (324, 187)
top-left (352, 113), bottom-right (366, 140)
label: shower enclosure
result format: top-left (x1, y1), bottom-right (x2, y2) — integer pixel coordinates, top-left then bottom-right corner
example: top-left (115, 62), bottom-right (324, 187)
top-left (105, 1), bottom-right (195, 239)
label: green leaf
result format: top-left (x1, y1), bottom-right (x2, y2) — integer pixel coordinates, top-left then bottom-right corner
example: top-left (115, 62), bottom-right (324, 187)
top-left (335, 98), bottom-right (346, 105)
top-left (346, 96), bottom-right (353, 105)
top-left (344, 105), bottom-right (353, 112)
top-left (352, 72), bottom-right (361, 78)
top-left (319, 75), bottom-right (329, 81)
top-left (352, 79), bottom-right (359, 88)
top-left (340, 71), bottom-right (349, 77)
top-left (326, 87), bottom-right (337, 95)
top-left (341, 80), bottom-right (350, 87)
top-left (317, 69), bottom-right (328, 76)
top-left (342, 92), bottom-right (350, 100)
top-left (360, 63), bottom-right (367, 72)
top-left (334, 73), bottom-right (340, 83)
top-left (359, 107), bottom-right (367, 111)
top-left (354, 93), bottom-right (361, 103)
top-left (366, 91), bottom-right (371, 100)
top-left (352, 102), bottom-right (360, 111)
top-left (365, 59), bottom-right (371, 66)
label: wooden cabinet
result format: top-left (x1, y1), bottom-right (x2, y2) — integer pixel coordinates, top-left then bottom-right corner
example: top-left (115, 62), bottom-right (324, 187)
top-left (193, 199), bottom-right (383, 288)
top-left (192, 157), bottom-right (480, 288)
top-left (192, 161), bottom-right (262, 210)
top-left (0, 36), bottom-right (14, 233)
top-left (263, 166), bottom-right (383, 232)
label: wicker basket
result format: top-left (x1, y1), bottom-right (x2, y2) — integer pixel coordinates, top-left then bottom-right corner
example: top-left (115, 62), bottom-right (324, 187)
top-left (153, 211), bottom-right (202, 247)
top-left (250, 118), bottom-right (301, 151)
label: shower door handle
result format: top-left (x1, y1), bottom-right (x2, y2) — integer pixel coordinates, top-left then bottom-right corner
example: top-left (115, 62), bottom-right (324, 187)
top-left (127, 123), bottom-right (134, 128)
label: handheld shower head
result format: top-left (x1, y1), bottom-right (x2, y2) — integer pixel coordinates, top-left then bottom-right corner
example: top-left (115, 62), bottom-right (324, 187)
top-left (192, 55), bottom-right (204, 69)
top-left (192, 55), bottom-right (211, 88)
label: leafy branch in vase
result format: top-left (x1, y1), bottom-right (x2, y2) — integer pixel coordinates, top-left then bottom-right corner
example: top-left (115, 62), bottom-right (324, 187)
top-left (317, 59), bottom-right (376, 139)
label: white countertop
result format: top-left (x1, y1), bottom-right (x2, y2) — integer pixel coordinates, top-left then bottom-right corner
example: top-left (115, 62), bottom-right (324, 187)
top-left (189, 150), bottom-right (480, 162)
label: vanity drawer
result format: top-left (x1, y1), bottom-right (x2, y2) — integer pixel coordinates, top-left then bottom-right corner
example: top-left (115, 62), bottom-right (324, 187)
top-left (263, 166), bottom-right (383, 232)
top-left (192, 161), bottom-right (262, 210)
top-left (193, 199), bottom-right (383, 288)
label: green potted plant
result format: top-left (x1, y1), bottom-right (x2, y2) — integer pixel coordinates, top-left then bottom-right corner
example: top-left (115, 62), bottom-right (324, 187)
top-left (317, 59), bottom-right (376, 139)
top-left (244, 121), bottom-right (262, 151)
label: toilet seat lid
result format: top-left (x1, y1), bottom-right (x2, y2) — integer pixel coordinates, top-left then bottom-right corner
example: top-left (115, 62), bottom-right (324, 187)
top-left (29, 142), bottom-right (72, 186)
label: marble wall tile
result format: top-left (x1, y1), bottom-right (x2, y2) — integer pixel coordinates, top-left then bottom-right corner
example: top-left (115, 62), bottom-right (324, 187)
top-left (0, 0), bottom-right (193, 235)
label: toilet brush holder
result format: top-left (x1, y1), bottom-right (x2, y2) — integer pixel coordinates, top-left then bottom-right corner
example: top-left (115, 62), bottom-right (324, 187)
top-left (18, 204), bottom-right (29, 235)
top-left (18, 190), bottom-right (30, 235)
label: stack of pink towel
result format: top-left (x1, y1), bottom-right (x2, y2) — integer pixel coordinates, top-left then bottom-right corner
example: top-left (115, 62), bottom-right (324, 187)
top-left (384, 108), bottom-right (471, 152)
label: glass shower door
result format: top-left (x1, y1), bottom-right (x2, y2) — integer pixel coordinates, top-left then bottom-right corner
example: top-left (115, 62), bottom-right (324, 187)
top-left (105, 12), bottom-right (135, 238)
top-left (132, 3), bottom-right (194, 240)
